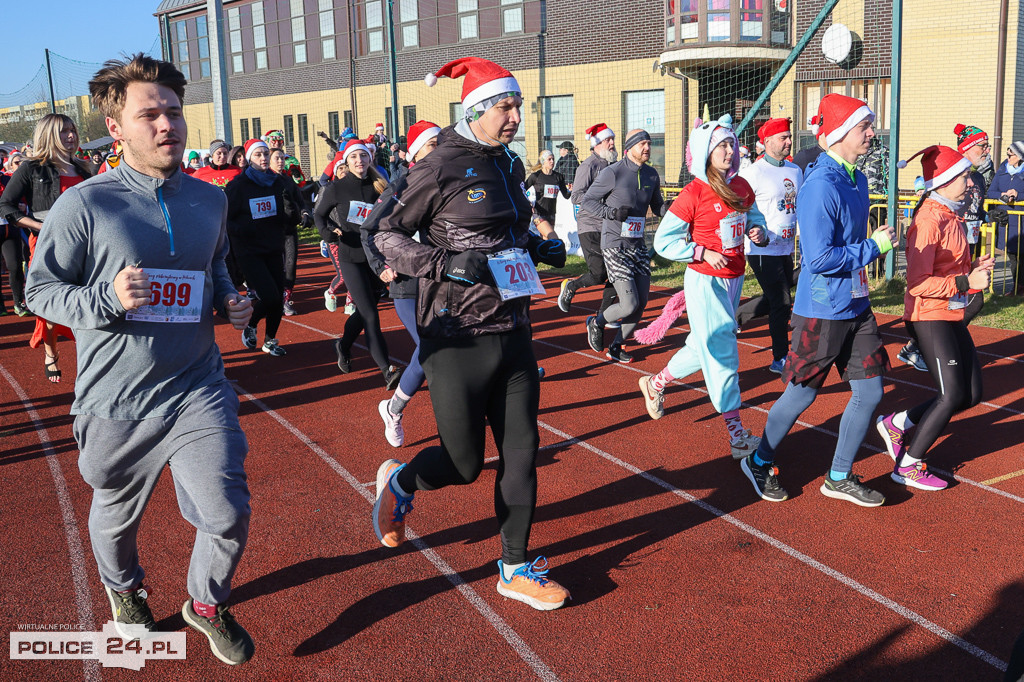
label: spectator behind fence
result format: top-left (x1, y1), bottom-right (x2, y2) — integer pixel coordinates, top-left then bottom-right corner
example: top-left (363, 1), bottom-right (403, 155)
top-left (986, 140), bottom-right (1024, 294)
top-left (554, 140), bottom-right (580, 186)
top-left (856, 135), bottom-right (889, 231)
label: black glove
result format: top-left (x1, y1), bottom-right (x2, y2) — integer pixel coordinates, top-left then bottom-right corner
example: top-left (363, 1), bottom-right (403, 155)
top-left (610, 206), bottom-right (631, 222)
top-left (1001, 193), bottom-right (1016, 206)
top-left (444, 250), bottom-right (490, 285)
top-left (534, 238), bottom-right (567, 268)
top-left (746, 224), bottom-right (770, 248)
top-left (300, 211), bottom-right (313, 229)
top-left (989, 205), bottom-right (1010, 227)
top-left (659, 200), bottom-right (672, 218)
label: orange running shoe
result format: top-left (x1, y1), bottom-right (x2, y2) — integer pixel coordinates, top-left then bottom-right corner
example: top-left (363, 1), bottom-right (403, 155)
top-left (495, 557), bottom-right (570, 611)
top-left (372, 459), bottom-right (414, 548)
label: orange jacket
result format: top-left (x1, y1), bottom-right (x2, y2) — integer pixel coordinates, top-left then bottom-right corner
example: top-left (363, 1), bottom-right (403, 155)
top-left (904, 198), bottom-right (972, 322)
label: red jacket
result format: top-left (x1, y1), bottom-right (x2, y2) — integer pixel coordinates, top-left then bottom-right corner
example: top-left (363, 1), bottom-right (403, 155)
top-left (904, 198), bottom-right (972, 322)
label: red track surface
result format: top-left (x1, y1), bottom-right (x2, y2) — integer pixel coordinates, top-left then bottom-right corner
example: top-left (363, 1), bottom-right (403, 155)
top-left (2, 244), bottom-right (1023, 681)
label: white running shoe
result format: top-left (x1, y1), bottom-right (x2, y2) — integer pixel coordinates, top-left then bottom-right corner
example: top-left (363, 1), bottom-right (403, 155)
top-left (730, 430), bottom-right (761, 460)
top-left (378, 399), bottom-right (405, 447)
top-left (324, 290), bottom-right (338, 312)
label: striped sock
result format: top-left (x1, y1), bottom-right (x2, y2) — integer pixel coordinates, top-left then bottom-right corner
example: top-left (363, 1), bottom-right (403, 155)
top-left (650, 369), bottom-right (673, 392)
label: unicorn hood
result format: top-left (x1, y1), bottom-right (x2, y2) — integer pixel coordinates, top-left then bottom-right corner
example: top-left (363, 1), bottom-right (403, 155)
top-left (686, 114), bottom-right (740, 183)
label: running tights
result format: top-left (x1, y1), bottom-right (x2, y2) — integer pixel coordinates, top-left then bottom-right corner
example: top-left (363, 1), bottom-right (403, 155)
top-left (1, 233), bottom-right (25, 307)
top-left (338, 260), bottom-right (391, 373)
top-left (597, 273), bottom-right (650, 346)
top-left (393, 297), bottom-right (425, 397)
top-left (236, 250), bottom-right (284, 340)
top-left (904, 320), bottom-right (982, 460)
top-left (395, 326), bottom-right (539, 564)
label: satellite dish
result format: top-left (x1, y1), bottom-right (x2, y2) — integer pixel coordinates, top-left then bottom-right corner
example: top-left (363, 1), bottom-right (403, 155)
top-left (822, 23), bottom-right (853, 64)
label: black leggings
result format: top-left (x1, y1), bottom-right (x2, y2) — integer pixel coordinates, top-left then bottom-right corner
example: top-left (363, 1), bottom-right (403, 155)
top-left (903, 320), bottom-right (983, 460)
top-left (736, 254), bottom-right (795, 361)
top-left (569, 230), bottom-right (616, 312)
top-left (236, 250), bottom-right (284, 339)
top-left (338, 260), bottom-right (390, 373)
top-left (1, 229), bottom-right (25, 306)
top-left (283, 232), bottom-right (298, 290)
top-left (395, 326), bottom-right (540, 564)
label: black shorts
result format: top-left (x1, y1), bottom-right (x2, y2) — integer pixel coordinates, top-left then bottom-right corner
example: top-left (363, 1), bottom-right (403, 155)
top-left (782, 310), bottom-right (890, 389)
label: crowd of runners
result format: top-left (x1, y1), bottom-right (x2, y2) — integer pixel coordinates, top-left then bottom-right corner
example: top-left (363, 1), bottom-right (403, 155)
top-left (0, 51), bottom-right (1020, 671)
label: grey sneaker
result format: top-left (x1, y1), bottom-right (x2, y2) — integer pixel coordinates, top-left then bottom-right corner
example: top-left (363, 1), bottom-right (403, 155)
top-left (741, 455), bottom-right (789, 502)
top-left (261, 338), bottom-right (287, 356)
top-left (820, 474), bottom-right (885, 507)
top-left (105, 585), bottom-right (156, 641)
top-left (557, 278), bottom-right (574, 313)
top-left (730, 430), bottom-right (761, 460)
top-left (638, 375), bottom-right (664, 420)
top-left (897, 344), bottom-right (928, 372)
top-left (182, 600), bottom-right (254, 666)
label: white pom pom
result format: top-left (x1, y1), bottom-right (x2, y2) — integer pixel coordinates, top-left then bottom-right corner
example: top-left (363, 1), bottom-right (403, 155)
top-left (424, 73), bottom-right (438, 87)
top-left (896, 159), bottom-right (908, 169)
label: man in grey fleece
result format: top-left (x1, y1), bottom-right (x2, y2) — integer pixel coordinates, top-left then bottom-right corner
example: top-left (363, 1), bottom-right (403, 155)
top-left (558, 123), bottom-right (618, 316)
top-left (25, 54), bottom-right (256, 666)
top-left (582, 129), bottom-right (667, 363)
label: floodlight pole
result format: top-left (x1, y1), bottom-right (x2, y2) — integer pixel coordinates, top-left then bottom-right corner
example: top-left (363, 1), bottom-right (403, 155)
top-left (208, 0), bottom-right (233, 145)
top-left (885, 0), bottom-right (902, 279)
top-left (386, 0), bottom-right (400, 141)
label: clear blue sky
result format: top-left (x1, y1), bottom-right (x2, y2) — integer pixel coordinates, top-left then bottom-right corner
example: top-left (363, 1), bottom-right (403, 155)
top-left (0, 2), bottom-right (161, 95)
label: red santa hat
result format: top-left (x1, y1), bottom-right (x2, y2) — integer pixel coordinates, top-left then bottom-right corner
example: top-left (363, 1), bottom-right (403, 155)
top-left (375, 123), bottom-right (385, 131)
top-left (407, 120), bottom-right (441, 159)
top-left (341, 139), bottom-right (371, 162)
top-left (757, 117), bottom-right (791, 143)
top-left (425, 57), bottom-right (520, 112)
top-left (896, 145), bottom-right (971, 191)
top-left (585, 123), bottom-right (614, 147)
top-left (817, 94), bottom-right (875, 147)
top-left (808, 114), bottom-right (821, 136)
top-left (243, 138), bottom-right (269, 162)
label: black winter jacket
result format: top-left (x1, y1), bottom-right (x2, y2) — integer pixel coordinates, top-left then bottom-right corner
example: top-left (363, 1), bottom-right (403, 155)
top-left (0, 158), bottom-right (92, 229)
top-left (314, 172), bottom-right (381, 263)
top-left (373, 123), bottom-right (537, 339)
top-left (361, 164), bottom-right (417, 299)
top-left (224, 170), bottom-right (300, 256)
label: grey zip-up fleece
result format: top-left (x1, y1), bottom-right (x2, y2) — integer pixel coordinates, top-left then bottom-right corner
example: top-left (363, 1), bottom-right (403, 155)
top-left (582, 155), bottom-right (664, 250)
top-left (569, 152), bottom-right (609, 234)
top-left (25, 161), bottom-right (237, 420)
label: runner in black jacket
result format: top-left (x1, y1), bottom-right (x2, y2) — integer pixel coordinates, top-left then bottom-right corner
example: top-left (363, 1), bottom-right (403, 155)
top-left (371, 57), bottom-right (570, 612)
top-left (224, 139), bottom-right (300, 356)
top-left (315, 139), bottom-right (402, 388)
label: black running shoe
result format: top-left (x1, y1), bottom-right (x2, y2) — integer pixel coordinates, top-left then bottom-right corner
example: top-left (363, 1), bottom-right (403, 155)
top-left (741, 455), bottom-right (789, 502)
top-left (335, 339), bottom-right (352, 373)
top-left (384, 365), bottom-right (403, 390)
top-left (182, 600), bottom-right (254, 666)
top-left (241, 325), bottom-right (258, 350)
top-left (605, 344), bottom-right (633, 363)
top-left (820, 473), bottom-right (885, 507)
top-left (586, 315), bottom-right (604, 353)
top-left (105, 585), bottom-right (156, 641)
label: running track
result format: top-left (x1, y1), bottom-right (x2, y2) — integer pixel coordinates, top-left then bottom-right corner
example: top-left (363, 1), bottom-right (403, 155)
top-left (2, 244), bottom-right (1022, 680)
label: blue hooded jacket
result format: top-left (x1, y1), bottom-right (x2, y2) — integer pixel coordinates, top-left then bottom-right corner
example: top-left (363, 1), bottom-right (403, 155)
top-left (793, 152), bottom-right (882, 320)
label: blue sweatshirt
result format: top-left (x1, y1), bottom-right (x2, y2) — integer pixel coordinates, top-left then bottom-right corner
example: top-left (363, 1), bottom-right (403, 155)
top-left (25, 161), bottom-right (237, 419)
top-left (793, 152), bottom-right (882, 320)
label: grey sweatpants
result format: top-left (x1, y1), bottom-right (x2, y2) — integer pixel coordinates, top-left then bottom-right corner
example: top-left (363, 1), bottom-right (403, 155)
top-left (74, 381), bottom-right (250, 606)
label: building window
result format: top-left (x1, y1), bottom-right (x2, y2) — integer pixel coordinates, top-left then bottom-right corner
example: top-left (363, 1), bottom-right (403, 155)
top-left (539, 95), bottom-right (574, 152)
top-left (298, 114), bottom-right (309, 144)
top-left (500, 0), bottom-right (523, 34)
top-left (667, 0), bottom-right (699, 44)
top-left (449, 102), bottom-right (462, 126)
top-left (196, 15), bottom-right (211, 78)
top-left (284, 115), bottom-right (295, 145)
top-left (399, 0), bottom-right (418, 48)
top-left (322, 38), bottom-right (336, 59)
top-left (240, 118), bottom-right (250, 141)
top-left (174, 20), bottom-right (189, 79)
top-left (366, 1), bottom-right (385, 53)
top-left (320, 0), bottom-right (336, 59)
top-left (256, 50), bottom-right (268, 69)
top-left (253, 2), bottom-right (266, 48)
top-left (344, 110), bottom-right (354, 130)
top-left (233, 55), bottom-right (243, 72)
top-left (707, 0), bottom-right (730, 42)
top-left (295, 43), bottom-right (307, 63)
top-left (328, 111), bottom-right (340, 140)
top-left (623, 90), bottom-right (666, 175)
top-left (402, 105), bottom-right (417, 135)
top-left (740, 0), bottom-right (763, 41)
top-left (459, 0), bottom-right (478, 40)
top-left (252, 117), bottom-right (262, 139)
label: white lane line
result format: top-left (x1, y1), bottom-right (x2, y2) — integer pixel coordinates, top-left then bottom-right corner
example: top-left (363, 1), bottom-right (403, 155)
top-left (231, 385), bottom-right (559, 682)
top-left (535, 418), bottom-right (1008, 673)
top-left (280, 306), bottom-right (1010, 670)
top-left (0, 363), bottom-right (101, 682)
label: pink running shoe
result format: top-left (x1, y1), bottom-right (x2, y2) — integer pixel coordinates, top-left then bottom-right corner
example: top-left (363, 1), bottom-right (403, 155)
top-left (892, 461), bottom-right (948, 491)
top-left (875, 414), bottom-right (906, 462)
